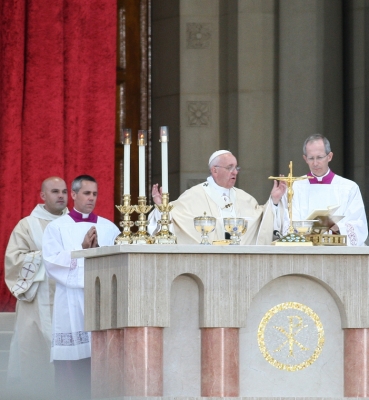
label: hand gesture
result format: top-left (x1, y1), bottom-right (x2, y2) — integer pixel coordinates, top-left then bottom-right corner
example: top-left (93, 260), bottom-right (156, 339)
top-left (82, 227), bottom-right (99, 249)
top-left (271, 176), bottom-right (287, 205)
top-left (152, 183), bottom-right (163, 205)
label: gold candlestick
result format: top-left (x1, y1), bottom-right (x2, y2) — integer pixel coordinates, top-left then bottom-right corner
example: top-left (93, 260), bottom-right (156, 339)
top-left (269, 161), bottom-right (312, 245)
top-left (132, 196), bottom-right (153, 244)
top-left (115, 194), bottom-right (135, 244)
top-left (152, 193), bottom-right (177, 244)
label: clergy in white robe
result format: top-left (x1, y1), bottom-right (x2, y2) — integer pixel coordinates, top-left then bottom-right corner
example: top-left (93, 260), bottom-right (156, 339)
top-left (149, 150), bottom-right (288, 244)
top-left (43, 209), bottom-right (119, 360)
top-left (42, 175), bottom-right (119, 399)
top-left (292, 134), bottom-right (368, 246)
top-left (5, 177), bottom-right (68, 399)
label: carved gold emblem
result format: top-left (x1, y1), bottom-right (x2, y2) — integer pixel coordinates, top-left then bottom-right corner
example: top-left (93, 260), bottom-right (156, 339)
top-left (257, 302), bottom-right (325, 371)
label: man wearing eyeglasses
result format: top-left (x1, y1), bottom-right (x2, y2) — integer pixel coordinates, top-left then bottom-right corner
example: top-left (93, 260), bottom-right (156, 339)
top-left (292, 134), bottom-right (368, 246)
top-left (149, 150), bottom-right (288, 244)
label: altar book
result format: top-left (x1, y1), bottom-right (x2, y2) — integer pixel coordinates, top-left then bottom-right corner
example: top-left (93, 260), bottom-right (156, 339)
top-left (306, 204), bottom-right (339, 220)
top-left (306, 205), bottom-right (343, 228)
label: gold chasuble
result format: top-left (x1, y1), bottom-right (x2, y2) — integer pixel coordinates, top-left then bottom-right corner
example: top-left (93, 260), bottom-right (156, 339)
top-left (168, 182), bottom-right (276, 245)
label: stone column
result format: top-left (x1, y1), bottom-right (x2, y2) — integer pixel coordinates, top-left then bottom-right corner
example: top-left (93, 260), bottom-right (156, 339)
top-left (123, 327), bottom-right (163, 396)
top-left (344, 328), bottom-right (369, 397)
top-left (237, 0), bottom-right (278, 202)
top-left (151, 0), bottom-right (181, 198)
top-left (91, 329), bottom-right (124, 399)
top-left (201, 327), bottom-right (239, 396)
top-left (278, 0), bottom-right (343, 177)
top-left (179, 0), bottom-right (220, 193)
top-left (342, 0), bottom-right (369, 211)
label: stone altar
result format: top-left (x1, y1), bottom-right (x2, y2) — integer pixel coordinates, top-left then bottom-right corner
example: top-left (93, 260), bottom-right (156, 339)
top-left (72, 245), bottom-right (369, 399)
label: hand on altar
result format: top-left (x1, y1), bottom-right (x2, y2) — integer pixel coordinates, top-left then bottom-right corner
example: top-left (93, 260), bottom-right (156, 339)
top-left (152, 183), bottom-right (163, 205)
top-left (82, 226), bottom-right (99, 249)
top-left (270, 176), bottom-right (287, 205)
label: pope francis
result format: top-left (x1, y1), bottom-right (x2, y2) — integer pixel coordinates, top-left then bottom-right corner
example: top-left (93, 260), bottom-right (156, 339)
top-left (148, 150), bottom-right (288, 244)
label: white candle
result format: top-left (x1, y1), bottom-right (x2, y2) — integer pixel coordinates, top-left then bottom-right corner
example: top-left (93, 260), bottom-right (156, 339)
top-left (160, 126), bottom-right (169, 193)
top-left (138, 130), bottom-right (147, 197)
top-left (122, 129), bottom-right (131, 195)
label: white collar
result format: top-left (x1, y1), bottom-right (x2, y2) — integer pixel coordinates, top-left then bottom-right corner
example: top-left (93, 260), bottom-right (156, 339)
top-left (311, 168), bottom-right (331, 181)
top-left (207, 176), bottom-right (232, 196)
top-left (74, 208), bottom-right (90, 219)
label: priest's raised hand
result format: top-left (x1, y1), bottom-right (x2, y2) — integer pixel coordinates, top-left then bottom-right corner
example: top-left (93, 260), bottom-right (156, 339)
top-left (152, 183), bottom-right (163, 205)
top-left (270, 177), bottom-right (287, 205)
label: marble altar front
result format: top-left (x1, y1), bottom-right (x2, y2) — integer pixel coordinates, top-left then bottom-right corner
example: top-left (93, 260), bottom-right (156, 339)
top-left (72, 245), bottom-right (369, 399)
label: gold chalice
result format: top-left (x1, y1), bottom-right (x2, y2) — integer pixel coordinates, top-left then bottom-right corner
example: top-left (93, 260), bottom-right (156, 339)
top-left (194, 213), bottom-right (216, 245)
top-left (223, 218), bottom-right (248, 245)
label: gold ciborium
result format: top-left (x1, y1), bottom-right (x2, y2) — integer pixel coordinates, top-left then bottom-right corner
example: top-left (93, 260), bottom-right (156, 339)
top-left (223, 218), bottom-right (248, 245)
top-left (194, 213), bottom-right (216, 245)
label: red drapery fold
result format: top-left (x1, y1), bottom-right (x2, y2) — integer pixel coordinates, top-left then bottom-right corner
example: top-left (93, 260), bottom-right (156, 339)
top-left (0, 0), bottom-right (117, 311)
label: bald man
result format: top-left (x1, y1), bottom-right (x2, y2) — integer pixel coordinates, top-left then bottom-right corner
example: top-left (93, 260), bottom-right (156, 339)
top-left (5, 177), bottom-right (68, 399)
top-left (149, 150), bottom-right (288, 244)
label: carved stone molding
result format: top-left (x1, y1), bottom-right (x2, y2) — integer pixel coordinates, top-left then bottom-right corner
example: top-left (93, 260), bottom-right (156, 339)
top-left (186, 23), bottom-right (211, 49)
top-left (187, 101), bottom-right (211, 127)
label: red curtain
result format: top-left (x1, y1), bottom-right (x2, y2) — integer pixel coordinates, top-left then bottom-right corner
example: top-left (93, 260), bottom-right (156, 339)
top-left (0, 0), bottom-right (117, 311)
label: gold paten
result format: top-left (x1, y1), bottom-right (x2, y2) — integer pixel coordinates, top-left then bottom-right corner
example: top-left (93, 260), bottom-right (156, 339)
top-left (212, 239), bottom-right (231, 246)
top-left (132, 196), bottom-right (153, 244)
top-left (115, 194), bottom-right (135, 244)
top-left (152, 193), bottom-right (177, 244)
top-left (258, 302), bottom-right (325, 372)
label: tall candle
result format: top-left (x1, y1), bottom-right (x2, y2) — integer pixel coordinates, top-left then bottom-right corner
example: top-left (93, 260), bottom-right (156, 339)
top-left (122, 129), bottom-right (131, 195)
top-left (160, 126), bottom-right (169, 193)
top-left (138, 130), bottom-right (147, 197)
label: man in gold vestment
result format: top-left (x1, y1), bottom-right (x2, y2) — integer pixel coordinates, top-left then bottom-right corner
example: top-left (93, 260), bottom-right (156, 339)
top-left (149, 150), bottom-right (288, 244)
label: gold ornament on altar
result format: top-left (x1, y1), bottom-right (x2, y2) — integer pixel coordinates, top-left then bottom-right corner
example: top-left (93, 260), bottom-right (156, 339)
top-left (194, 212), bottom-right (216, 245)
top-left (152, 127), bottom-right (177, 244)
top-left (152, 192), bottom-right (177, 244)
top-left (223, 217), bottom-right (248, 245)
top-left (269, 161), bottom-right (347, 246)
top-left (132, 196), bottom-right (153, 244)
top-left (269, 161), bottom-right (314, 246)
top-left (115, 194), bottom-right (135, 244)
top-left (257, 302), bottom-right (325, 371)
top-left (115, 129), bottom-right (154, 245)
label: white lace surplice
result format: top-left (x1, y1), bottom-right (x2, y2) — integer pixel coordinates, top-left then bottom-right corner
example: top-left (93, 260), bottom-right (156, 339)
top-left (42, 214), bottom-right (120, 361)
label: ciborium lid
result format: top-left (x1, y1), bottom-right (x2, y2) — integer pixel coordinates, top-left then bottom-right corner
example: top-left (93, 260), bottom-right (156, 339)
top-left (194, 212), bottom-right (216, 222)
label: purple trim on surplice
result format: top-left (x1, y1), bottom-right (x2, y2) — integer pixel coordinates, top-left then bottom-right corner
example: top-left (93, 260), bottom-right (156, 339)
top-left (307, 170), bottom-right (335, 184)
top-left (68, 208), bottom-right (98, 223)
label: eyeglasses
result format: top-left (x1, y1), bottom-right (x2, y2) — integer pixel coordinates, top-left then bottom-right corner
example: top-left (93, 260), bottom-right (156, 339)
top-left (305, 154), bottom-right (329, 162)
top-left (215, 165), bottom-right (241, 172)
